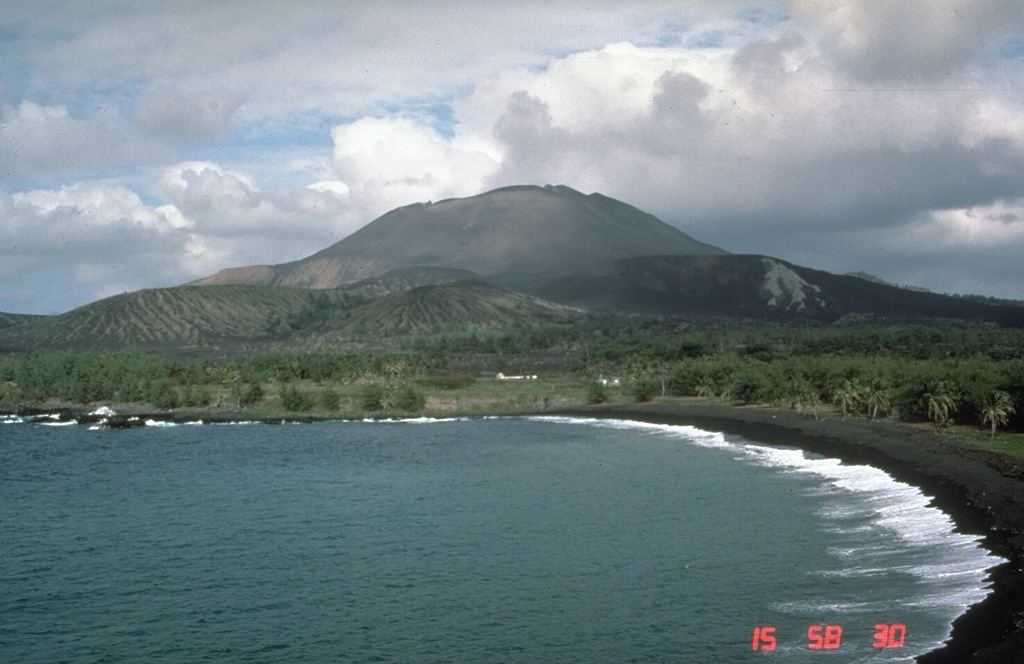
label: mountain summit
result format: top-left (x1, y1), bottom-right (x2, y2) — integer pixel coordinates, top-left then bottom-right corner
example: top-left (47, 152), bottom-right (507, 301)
top-left (194, 185), bottom-right (726, 290)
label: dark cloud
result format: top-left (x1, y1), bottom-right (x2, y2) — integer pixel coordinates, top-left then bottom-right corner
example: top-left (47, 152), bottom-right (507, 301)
top-left (785, 0), bottom-right (1024, 82)
top-left (134, 90), bottom-right (246, 142)
top-left (492, 92), bottom-right (574, 184)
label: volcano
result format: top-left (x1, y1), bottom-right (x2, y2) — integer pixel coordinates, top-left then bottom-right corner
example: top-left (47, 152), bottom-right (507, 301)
top-left (192, 184), bottom-right (727, 291)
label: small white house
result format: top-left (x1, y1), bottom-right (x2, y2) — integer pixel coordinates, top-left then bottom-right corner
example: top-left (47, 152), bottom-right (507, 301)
top-left (496, 372), bottom-right (538, 381)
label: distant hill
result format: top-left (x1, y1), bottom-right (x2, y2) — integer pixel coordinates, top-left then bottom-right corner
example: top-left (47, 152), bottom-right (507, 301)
top-left (343, 266), bottom-right (484, 300)
top-left (845, 271), bottom-right (933, 293)
top-left (0, 281), bottom-right (577, 352)
top-left (537, 255), bottom-right (823, 318)
top-left (0, 286), bottom-right (363, 352)
top-left (0, 312), bottom-right (46, 330)
top-left (537, 254), bottom-right (1024, 325)
top-left (193, 185), bottom-right (726, 290)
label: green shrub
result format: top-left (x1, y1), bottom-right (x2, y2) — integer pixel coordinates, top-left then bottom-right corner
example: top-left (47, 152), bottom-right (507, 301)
top-left (319, 388), bottom-right (341, 411)
top-left (183, 385), bottom-right (211, 407)
top-left (630, 378), bottom-right (659, 403)
top-left (394, 384), bottom-right (425, 412)
top-left (148, 380), bottom-right (180, 409)
top-left (360, 383), bottom-right (386, 411)
top-left (280, 385), bottom-right (314, 412)
top-left (587, 381), bottom-right (608, 404)
top-left (234, 382), bottom-right (264, 408)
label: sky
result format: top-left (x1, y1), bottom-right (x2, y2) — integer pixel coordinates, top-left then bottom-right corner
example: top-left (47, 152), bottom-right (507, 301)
top-left (2, 0), bottom-right (1023, 315)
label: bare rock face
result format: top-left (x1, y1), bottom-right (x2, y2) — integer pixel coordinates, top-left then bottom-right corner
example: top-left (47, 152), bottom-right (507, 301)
top-left (759, 258), bottom-right (826, 313)
top-left (193, 265), bottom-right (276, 286)
top-left (192, 185), bottom-right (726, 290)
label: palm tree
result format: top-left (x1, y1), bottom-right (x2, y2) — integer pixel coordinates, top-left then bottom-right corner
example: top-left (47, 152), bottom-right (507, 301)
top-left (379, 383), bottom-right (397, 413)
top-left (385, 361), bottom-right (405, 381)
top-left (831, 379), bottom-right (860, 419)
top-left (863, 380), bottom-right (892, 421)
top-left (980, 391), bottom-right (1016, 441)
top-left (696, 382), bottom-right (715, 400)
top-left (798, 386), bottom-right (822, 420)
top-left (925, 381), bottom-right (959, 431)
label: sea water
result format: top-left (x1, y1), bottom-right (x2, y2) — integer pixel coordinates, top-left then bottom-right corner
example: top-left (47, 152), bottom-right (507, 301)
top-left (0, 416), bottom-right (1002, 662)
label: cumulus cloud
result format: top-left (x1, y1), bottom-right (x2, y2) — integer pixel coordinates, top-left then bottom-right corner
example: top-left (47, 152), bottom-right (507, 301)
top-left (10, 183), bottom-right (189, 247)
top-left (329, 117), bottom-right (501, 217)
top-left (1, 163), bottom-right (362, 312)
top-left (1, 184), bottom-right (198, 311)
top-left (0, 101), bottom-right (166, 179)
top-left (134, 89), bottom-right (246, 142)
top-left (155, 161), bottom-right (355, 242)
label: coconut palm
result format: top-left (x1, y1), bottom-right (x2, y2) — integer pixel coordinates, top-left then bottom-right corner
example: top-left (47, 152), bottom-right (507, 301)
top-left (385, 361), bottom-right (405, 381)
top-left (925, 381), bottom-right (959, 431)
top-left (379, 383), bottom-right (398, 413)
top-left (862, 380), bottom-right (892, 421)
top-left (831, 379), bottom-right (860, 419)
top-left (797, 386), bottom-right (822, 420)
top-left (980, 390), bottom-right (1016, 442)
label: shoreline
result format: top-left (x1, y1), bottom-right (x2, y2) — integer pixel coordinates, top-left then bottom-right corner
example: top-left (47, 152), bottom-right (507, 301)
top-left (552, 402), bottom-right (1024, 663)
top-left (6, 400), bottom-right (1024, 661)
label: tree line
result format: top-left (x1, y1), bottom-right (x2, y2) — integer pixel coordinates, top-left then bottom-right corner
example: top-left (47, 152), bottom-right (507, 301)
top-left (1, 321), bottom-right (1021, 433)
top-left (592, 353), bottom-right (1021, 433)
top-left (580, 321), bottom-right (1023, 434)
top-left (0, 350), bottom-right (429, 413)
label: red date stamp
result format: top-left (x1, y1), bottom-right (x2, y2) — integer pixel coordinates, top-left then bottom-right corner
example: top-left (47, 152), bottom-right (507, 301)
top-left (752, 624), bottom-right (906, 651)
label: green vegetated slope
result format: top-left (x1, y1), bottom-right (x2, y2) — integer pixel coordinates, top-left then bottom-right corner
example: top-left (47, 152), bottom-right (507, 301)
top-left (0, 281), bottom-right (581, 352)
top-left (0, 312), bottom-right (46, 330)
top-left (334, 281), bottom-right (579, 335)
top-left (0, 286), bottom-right (363, 352)
top-left (342, 266), bottom-right (485, 299)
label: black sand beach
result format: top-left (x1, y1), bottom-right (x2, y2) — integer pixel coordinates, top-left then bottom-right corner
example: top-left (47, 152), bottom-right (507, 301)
top-left (555, 402), bottom-right (1024, 663)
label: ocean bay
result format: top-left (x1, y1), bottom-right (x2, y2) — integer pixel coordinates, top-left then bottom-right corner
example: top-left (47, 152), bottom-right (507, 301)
top-left (0, 417), bottom-right (1001, 662)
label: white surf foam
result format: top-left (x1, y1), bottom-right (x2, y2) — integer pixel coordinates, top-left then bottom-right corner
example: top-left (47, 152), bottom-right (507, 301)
top-left (528, 415), bottom-right (733, 449)
top-left (533, 416), bottom-right (1003, 635)
top-left (381, 416), bottom-right (471, 424)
